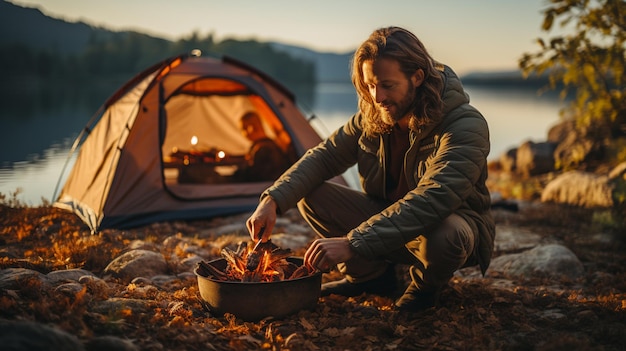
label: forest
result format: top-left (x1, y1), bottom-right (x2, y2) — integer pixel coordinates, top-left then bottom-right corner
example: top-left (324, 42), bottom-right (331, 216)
top-left (0, 0), bottom-right (316, 102)
top-left (0, 31), bottom-right (316, 93)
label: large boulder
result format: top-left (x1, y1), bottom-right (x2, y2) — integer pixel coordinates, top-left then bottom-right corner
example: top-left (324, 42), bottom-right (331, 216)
top-left (488, 244), bottom-right (584, 279)
top-left (103, 249), bottom-right (168, 282)
top-left (515, 140), bottom-right (556, 178)
top-left (0, 268), bottom-right (48, 290)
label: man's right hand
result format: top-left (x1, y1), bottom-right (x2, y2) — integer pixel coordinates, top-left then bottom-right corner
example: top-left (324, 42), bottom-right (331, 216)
top-left (246, 195), bottom-right (278, 243)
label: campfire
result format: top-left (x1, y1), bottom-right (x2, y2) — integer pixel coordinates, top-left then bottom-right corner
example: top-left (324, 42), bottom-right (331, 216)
top-left (194, 241), bottom-right (322, 321)
top-left (197, 240), bottom-right (316, 283)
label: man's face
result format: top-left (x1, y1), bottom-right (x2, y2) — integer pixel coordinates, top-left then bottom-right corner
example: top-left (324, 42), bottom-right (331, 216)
top-left (362, 58), bottom-right (423, 126)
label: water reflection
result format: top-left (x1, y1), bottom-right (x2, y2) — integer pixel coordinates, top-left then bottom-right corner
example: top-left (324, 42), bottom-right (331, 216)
top-left (467, 86), bottom-right (564, 158)
top-left (0, 141), bottom-right (75, 205)
top-left (0, 82), bottom-right (112, 165)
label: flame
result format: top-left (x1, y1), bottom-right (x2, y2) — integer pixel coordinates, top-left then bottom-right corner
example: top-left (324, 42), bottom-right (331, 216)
top-left (213, 241), bottom-right (313, 283)
top-left (227, 251), bottom-right (279, 279)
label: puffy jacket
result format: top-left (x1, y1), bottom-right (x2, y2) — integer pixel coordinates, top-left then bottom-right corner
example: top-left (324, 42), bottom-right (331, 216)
top-left (264, 65), bottom-right (495, 274)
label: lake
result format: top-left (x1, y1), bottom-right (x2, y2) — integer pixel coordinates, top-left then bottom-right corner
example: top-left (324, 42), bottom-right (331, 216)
top-left (0, 82), bottom-right (564, 206)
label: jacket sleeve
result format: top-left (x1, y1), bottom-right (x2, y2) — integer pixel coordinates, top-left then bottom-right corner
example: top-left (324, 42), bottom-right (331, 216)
top-left (348, 108), bottom-right (490, 259)
top-left (263, 114), bottom-right (363, 214)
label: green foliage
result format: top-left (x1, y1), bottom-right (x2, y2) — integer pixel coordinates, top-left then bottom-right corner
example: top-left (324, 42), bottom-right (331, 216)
top-left (519, 0), bottom-right (626, 168)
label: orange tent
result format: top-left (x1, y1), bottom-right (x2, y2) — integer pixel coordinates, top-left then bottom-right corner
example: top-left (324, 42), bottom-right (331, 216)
top-left (54, 51), bottom-right (343, 232)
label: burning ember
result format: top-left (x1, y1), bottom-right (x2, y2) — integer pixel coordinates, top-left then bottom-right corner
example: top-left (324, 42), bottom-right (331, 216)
top-left (198, 240), bottom-right (316, 283)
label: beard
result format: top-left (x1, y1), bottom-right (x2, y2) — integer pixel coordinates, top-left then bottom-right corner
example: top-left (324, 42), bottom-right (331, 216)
top-left (377, 82), bottom-right (417, 127)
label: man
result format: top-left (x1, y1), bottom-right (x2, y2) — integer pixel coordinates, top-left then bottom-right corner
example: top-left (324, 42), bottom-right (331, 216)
top-left (246, 27), bottom-right (495, 312)
top-left (237, 111), bottom-right (290, 182)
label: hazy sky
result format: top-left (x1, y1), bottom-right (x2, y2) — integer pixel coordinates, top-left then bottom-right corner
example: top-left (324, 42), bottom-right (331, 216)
top-left (10, 0), bottom-right (555, 75)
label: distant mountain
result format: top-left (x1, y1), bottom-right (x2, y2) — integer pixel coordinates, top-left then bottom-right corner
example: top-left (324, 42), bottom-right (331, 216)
top-left (460, 69), bottom-right (550, 89)
top-left (0, 0), bottom-right (88, 53)
top-left (0, 0), bottom-right (167, 54)
top-left (269, 42), bottom-right (354, 83)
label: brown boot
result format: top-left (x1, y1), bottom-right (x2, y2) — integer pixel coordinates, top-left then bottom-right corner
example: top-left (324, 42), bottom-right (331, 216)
top-left (321, 264), bottom-right (397, 297)
top-left (394, 283), bottom-right (441, 312)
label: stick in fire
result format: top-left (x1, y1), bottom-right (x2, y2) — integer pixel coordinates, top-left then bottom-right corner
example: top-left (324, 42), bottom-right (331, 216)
top-left (198, 240), bottom-right (317, 283)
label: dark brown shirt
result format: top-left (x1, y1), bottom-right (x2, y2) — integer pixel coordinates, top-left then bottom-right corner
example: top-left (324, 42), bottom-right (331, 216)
top-left (386, 125), bottom-right (410, 202)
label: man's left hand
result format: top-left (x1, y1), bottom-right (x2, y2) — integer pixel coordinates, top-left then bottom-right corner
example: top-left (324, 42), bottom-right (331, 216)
top-left (304, 237), bottom-right (355, 272)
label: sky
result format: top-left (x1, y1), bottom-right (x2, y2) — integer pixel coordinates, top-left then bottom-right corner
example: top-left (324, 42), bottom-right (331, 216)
top-left (9, 0), bottom-right (555, 75)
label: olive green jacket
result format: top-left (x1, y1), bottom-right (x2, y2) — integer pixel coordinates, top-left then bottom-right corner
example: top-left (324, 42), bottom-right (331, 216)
top-left (264, 65), bottom-right (495, 274)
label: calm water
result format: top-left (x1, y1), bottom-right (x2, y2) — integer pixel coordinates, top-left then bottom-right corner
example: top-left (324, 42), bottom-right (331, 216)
top-left (0, 83), bottom-right (564, 206)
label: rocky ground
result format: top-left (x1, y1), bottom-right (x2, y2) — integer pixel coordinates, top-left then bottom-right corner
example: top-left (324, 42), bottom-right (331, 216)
top-left (1, 191), bottom-right (625, 350)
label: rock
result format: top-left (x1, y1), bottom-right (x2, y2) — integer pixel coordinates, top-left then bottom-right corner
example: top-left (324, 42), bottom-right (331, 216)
top-left (180, 255), bottom-right (204, 270)
top-left (541, 171), bottom-right (614, 208)
top-left (537, 308), bottom-right (566, 320)
top-left (127, 240), bottom-right (159, 251)
top-left (55, 282), bottom-right (85, 296)
top-left (488, 244), bottom-right (584, 279)
top-left (103, 249), bottom-right (168, 282)
top-left (46, 268), bottom-right (95, 286)
top-left (499, 147), bottom-right (517, 173)
top-left (126, 283), bottom-right (159, 299)
top-left (162, 235), bottom-right (185, 249)
top-left (130, 276), bottom-right (153, 285)
top-left (515, 140), bottom-right (556, 177)
top-left (270, 233), bottom-right (311, 251)
top-left (177, 271), bottom-right (196, 281)
top-left (150, 275), bottom-right (179, 290)
top-left (0, 319), bottom-right (85, 351)
top-left (78, 275), bottom-right (109, 294)
top-left (0, 268), bottom-right (48, 290)
top-left (92, 297), bottom-right (152, 315)
top-left (181, 244), bottom-right (208, 257)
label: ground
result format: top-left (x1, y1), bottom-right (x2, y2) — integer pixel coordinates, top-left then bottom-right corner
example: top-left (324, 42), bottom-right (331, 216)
top-left (0, 196), bottom-right (625, 350)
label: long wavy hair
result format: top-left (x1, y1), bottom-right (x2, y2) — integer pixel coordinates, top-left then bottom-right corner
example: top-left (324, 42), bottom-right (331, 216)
top-left (351, 27), bottom-right (444, 136)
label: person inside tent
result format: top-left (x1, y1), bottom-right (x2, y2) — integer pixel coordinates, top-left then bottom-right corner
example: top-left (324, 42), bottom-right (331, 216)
top-left (245, 26), bottom-right (494, 313)
top-left (235, 111), bottom-right (290, 182)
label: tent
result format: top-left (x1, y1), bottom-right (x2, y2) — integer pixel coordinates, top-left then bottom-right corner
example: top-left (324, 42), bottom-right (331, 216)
top-left (54, 50), bottom-right (343, 232)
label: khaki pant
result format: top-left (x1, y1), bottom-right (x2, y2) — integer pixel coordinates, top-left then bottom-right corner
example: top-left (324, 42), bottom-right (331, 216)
top-left (297, 182), bottom-right (476, 292)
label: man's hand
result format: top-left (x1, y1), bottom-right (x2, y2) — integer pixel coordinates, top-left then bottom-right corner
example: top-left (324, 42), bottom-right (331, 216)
top-left (304, 237), bottom-right (355, 272)
top-left (246, 196), bottom-right (277, 242)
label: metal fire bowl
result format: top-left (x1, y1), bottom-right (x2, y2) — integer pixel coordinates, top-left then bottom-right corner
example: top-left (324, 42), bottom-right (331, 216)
top-left (195, 257), bottom-right (322, 321)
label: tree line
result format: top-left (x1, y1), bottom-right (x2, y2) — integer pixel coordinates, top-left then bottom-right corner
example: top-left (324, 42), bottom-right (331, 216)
top-left (0, 31), bottom-right (316, 93)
